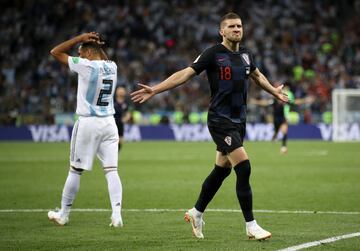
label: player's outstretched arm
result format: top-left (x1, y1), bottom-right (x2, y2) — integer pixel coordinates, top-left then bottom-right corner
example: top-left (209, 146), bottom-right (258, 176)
top-left (50, 32), bottom-right (101, 65)
top-left (131, 67), bottom-right (196, 103)
top-left (293, 96), bottom-right (315, 105)
top-left (250, 68), bottom-right (288, 103)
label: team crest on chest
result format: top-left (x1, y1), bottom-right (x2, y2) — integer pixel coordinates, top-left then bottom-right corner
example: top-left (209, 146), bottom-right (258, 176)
top-left (241, 53), bottom-right (250, 65)
top-left (224, 136), bottom-right (232, 146)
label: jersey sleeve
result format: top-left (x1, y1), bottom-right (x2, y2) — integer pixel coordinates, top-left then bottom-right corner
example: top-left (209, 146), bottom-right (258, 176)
top-left (190, 48), bottom-right (214, 75)
top-left (68, 56), bottom-right (92, 76)
top-left (247, 50), bottom-right (257, 72)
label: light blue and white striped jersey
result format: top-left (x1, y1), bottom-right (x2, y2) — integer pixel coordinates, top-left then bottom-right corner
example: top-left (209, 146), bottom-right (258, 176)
top-left (68, 56), bottom-right (117, 117)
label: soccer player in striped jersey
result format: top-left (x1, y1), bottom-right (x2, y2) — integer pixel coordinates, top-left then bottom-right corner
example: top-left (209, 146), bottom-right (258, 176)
top-left (47, 32), bottom-right (123, 227)
top-left (131, 13), bottom-right (288, 240)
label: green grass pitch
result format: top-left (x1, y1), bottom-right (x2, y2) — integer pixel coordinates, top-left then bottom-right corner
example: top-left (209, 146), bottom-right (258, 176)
top-left (0, 141), bottom-right (359, 250)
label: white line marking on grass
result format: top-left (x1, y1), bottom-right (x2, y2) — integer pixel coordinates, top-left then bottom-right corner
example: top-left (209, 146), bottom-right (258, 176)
top-left (303, 150), bottom-right (328, 156)
top-left (253, 209), bottom-right (360, 215)
top-left (0, 208), bottom-right (359, 215)
top-left (0, 157), bottom-right (66, 162)
top-left (278, 232), bottom-right (360, 251)
top-left (0, 156), bottom-right (203, 162)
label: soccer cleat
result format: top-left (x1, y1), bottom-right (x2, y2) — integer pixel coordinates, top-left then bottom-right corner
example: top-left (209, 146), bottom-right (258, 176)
top-left (280, 146), bottom-right (288, 154)
top-left (48, 210), bottom-right (69, 226)
top-left (109, 215), bottom-right (123, 228)
top-left (184, 208), bottom-right (205, 239)
top-left (246, 222), bottom-right (272, 240)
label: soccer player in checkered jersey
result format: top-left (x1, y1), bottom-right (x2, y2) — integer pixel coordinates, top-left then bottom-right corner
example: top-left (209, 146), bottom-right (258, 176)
top-left (114, 85), bottom-right (131, 152)
top-left (132, 13), bottom-right (288, 240)
top-left (48, 32), bottom-right (123, 227)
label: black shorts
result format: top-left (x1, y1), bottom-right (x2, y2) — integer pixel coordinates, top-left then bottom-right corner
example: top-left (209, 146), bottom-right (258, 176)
top-left (115, 120), bottom-right (124, 137)
top-left (274, 118), bottom-right (286, 132)
top-left (208, 119), bottom-right (246, 155)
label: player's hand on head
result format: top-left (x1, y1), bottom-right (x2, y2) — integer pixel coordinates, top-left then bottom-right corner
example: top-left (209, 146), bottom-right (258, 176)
top-left (93, 32), bottom-right (106, 45)
top-left (130, 84), bottom-right (155, 103)
top-left (80, 32), bottom-right (103, 44)
top-left (274, 84), bottom-right (289, 103)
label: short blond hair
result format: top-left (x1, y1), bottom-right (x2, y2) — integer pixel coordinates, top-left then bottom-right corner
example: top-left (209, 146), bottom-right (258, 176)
top-left (220, 12), bottom-right (241, 28)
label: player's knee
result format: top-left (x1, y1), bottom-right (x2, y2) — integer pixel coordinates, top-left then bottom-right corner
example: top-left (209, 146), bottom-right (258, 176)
top-left (234, 159), bottom-right (251, 179)
top-left (215, 164), bottom-right (232, 175)
top-left (70, 166), bottom-right (84, 175)
top-left (234, 160), bottom-right (252, 194)
top-left (204, 165), bottom-right (231, 185)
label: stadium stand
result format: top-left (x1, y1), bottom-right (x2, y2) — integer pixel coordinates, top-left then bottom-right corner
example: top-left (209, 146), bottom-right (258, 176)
top-left (0, 0), bottom-right (359, 125)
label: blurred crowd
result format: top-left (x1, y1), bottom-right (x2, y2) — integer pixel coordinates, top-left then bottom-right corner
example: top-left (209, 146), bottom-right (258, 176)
top-left (0, 0), bottom-right (359, 125)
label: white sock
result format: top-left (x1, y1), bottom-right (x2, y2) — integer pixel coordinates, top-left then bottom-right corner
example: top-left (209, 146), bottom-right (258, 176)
top-left (60, 170), bottom-right (81, 216)
top-left (192, 207), bottom-right (203, 218)
top-left (246, 220), bottom-right (257, 228)
top-left (105, 169), bottom-right (122, 218)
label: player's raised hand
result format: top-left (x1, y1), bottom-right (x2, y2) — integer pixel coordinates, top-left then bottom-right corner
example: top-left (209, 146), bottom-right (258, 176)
top-left (274, 84), bottom-right (289, 103)
top-left (131, 84), bottom-right (155, 103)
top-left (79, 32), bottom-right (104, 44)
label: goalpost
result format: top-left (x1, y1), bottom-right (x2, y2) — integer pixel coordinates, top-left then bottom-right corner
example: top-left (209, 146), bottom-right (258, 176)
top-left (332, 89), bottom-right (360, 142)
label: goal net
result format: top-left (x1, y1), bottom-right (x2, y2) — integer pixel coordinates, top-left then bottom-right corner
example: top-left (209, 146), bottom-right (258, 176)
top-left (332, 89), bottom-right (360, 141)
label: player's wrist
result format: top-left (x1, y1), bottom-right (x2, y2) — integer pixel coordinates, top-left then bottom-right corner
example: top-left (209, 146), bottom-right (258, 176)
top-left (76, 34), bottom-right (86, 43)
top-left (151, 86), bottom-right (159, 95)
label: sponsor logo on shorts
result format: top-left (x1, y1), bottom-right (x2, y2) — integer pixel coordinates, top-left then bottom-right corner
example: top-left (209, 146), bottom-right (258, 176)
top-left (224, 136), bottom-right (232, 146)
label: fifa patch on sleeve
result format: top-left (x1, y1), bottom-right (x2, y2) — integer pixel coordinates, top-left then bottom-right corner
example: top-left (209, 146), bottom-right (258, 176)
top-left (72, 57), bottom-right (80, 64)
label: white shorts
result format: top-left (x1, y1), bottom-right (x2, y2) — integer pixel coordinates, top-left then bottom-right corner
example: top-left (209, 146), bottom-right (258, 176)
top-left (70, 116), bottom-right (119, 170)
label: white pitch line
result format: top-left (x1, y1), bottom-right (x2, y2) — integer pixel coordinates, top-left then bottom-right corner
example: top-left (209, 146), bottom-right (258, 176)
top-left (278, 232), bottom-right (360, 251)
top-left (303, 150), bottom-right (328, 156)
top-left (0, 208), bottom-right (359, 215)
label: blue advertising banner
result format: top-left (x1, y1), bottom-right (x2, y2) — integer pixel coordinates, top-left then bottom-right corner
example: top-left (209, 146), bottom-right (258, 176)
top-left (0, 123), bottom-right (359, 142)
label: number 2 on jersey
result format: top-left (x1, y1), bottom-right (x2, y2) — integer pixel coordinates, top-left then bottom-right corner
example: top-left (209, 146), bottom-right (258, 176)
top-left (97, 79), bottom-right (113, 106)
top-left (219, 66), bottom-right (232, 80)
